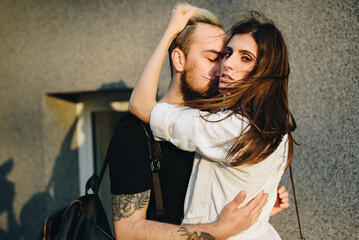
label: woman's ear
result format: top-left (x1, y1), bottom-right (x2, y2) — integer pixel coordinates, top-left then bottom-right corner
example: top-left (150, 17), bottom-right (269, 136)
top-left (172, 47), bottom-right (186, 72)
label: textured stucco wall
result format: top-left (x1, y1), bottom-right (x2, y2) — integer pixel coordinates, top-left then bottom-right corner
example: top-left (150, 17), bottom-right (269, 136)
top-left (0, 0), bottom-right (358, 239)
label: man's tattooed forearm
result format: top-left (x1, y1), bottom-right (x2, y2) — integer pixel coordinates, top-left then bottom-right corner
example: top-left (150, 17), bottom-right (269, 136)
top-left (112, 190), bottom-right (150, 221)
top-left (177, 226), bottom-right (215, 240)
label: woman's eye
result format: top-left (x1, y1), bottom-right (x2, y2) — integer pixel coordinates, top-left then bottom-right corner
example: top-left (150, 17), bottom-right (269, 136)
top-left (242, 56), bottom-right (252, 62)
top-left (224, 51), bottom-right (231, 58)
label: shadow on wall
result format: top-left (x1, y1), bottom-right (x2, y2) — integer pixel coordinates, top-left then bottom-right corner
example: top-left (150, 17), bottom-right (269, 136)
top-left (0, 119), bottom-right (79, 239)
top-left (2, 81), bottom-right (131, 238)
top-left (0, 159), bottom-right (21, 240)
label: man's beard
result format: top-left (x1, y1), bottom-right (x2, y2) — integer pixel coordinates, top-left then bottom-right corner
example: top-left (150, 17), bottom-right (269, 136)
top-left (180, 70), bottom-right (219, 102)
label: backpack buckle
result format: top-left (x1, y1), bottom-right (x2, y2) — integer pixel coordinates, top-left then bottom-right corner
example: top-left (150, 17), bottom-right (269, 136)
top-left (150, 159), bottom-right (161, 172)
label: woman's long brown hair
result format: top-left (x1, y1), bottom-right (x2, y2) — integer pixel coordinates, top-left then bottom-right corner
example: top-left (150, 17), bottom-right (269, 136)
top-left (185, 13), bottom-right (297, 167)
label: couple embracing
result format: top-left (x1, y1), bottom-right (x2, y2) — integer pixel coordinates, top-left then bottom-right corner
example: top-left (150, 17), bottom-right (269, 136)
top-left (108, 3), bottom-right (295, 240)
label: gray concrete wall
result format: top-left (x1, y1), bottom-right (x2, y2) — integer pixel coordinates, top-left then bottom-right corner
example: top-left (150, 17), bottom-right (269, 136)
top-left (0, 0), bottom-right (357, 239)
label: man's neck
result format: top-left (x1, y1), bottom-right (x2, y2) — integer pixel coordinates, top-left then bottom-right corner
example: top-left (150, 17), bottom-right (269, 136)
top-left (159, 75), bottom-right (184, 106)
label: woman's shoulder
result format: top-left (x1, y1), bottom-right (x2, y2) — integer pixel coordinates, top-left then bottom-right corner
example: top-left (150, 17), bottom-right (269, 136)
top-left (153, 102), bottom-right (250, 129)
top-left (201, 109), bottom-right (250, 126)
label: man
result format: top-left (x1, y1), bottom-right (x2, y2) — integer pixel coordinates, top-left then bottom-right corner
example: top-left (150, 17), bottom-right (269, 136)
top-left (108, 5), bottom-right (289, 239)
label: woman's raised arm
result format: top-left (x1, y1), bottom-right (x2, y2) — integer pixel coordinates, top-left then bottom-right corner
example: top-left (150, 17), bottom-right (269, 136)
top-left (129, 6), bottom-right (196, 123)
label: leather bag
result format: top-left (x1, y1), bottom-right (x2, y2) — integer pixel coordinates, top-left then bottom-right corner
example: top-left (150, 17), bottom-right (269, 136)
top-left (39, 164), bottom-right (114, 240)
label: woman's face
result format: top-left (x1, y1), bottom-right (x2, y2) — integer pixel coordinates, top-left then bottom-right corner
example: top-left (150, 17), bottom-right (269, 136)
top-left (219, 33), bottom-right (258, 89)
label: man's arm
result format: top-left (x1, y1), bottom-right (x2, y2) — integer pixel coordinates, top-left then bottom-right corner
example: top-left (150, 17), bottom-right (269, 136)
top-left (112, 190), bottom-right (268, 240)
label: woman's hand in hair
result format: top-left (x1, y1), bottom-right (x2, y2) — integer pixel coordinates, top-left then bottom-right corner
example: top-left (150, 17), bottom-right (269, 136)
top-left (129, 5), bottom-right (195, 123)
top-left (165, 5), bottom-right (196, 38)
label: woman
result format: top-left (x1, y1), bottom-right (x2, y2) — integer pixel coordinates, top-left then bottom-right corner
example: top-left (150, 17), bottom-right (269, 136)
top-left (129, 6), bottom-right (296, 240)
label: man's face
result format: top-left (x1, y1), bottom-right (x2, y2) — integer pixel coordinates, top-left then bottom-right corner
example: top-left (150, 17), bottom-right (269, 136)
top-left (180, 23), bottom-right (226, 101)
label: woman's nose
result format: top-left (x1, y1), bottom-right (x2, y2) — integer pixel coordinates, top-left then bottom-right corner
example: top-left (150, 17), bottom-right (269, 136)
top-left (223, 57), bottom-right (233, 71)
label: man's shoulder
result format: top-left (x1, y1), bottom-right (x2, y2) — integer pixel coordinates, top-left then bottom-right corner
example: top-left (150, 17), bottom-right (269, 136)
top-left (107, 112), bottom-right (150, 154)
top-left (108, 112), bottom-right (153, 195)
top-left (112, 112), bottom-right (149, 138)
top-left (118, 112), bottom-right (145, 128)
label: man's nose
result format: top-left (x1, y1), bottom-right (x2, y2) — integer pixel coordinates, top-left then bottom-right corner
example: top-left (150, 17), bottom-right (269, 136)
top-left (213, 61), bottom-right (222, 77)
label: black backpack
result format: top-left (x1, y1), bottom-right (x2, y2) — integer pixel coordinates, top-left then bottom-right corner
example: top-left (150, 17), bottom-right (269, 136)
top-left (38, 121), bottom-right (164, 240)
top-left (38, 163), bottom-right (114, 240)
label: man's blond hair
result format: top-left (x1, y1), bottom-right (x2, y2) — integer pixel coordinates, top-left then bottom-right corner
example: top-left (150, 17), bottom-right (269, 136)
top-left (169, 3), bottom-right (223, 76)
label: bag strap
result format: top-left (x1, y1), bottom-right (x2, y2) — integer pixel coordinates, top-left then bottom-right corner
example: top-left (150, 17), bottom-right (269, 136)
top-left (86, 117), bottom-right (164, 218)
top-left (86, 139), bottom-right (111, 196)
top-left (289, 165), bottom-right (306, 240)
top-left (94, 153), bottom-right (110, 195)
top-left (140, 122), bottom-right (165, 217)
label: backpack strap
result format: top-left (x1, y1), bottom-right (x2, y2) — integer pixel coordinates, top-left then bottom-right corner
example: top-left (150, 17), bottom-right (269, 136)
top-left (289, 166), bottom-right (306, 240)
top-left (89, 144), bottom-right (110, 195)
top-left (140, 122), bottom-right (165, 217)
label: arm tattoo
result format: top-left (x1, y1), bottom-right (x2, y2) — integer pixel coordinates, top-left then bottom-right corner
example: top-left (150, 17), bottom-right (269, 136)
top-left (112, 190), bottom-right (150, 221)
top-left (177, 226), bottom-right (215, 240)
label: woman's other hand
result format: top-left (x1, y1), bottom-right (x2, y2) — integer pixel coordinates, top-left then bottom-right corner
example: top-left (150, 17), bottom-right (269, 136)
top-left (270, 186), bottom-right (290, 216)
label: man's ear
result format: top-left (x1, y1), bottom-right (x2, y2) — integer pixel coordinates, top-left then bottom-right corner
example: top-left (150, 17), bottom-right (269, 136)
top-left (171, 47), bottom-right (186, 72)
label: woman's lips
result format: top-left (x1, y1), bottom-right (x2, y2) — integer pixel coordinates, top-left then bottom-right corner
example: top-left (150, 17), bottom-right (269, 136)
top-left (220, 73), bottom-right (233, 83)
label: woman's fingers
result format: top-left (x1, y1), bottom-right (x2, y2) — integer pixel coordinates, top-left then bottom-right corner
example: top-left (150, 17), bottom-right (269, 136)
top-left (277, 185), bottom-right (286, 193)
top-left (167, 6), bottom-right (196, 36)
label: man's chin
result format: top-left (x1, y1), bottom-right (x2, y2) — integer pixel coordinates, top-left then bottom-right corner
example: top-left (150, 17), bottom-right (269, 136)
top-left (182, 88), bottom-right (208, 101)
top-left (180, 71), bottom-right (220, 101)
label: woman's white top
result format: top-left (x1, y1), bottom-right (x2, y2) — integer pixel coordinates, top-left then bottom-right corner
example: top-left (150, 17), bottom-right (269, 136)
top-left (150, 103), bottom-right (288, 240)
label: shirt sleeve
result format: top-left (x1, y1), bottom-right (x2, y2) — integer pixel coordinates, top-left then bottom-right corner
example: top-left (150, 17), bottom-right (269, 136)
top-left (149, 103), bottom-right (249, 162)
top-left (108, 113), bottom-right (153, 195)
